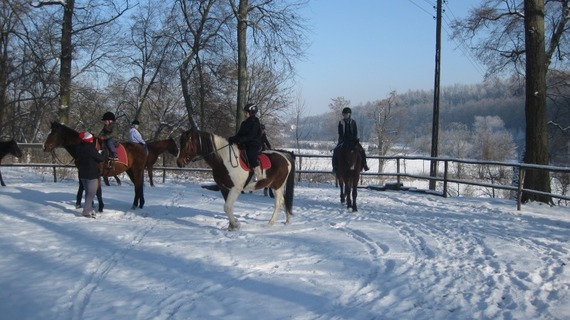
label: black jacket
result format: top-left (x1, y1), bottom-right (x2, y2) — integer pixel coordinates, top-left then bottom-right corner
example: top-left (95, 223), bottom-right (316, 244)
top-left (338, 118), bottom-right (358, 143)
top-left (233, 116), bottom-right (262, 148)
top-left (76, 141), bottom-right (104, 180)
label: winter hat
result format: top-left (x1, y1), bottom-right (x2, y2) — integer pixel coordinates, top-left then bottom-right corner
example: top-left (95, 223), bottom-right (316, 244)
top-left (79, 131), bottom-right (94, 143)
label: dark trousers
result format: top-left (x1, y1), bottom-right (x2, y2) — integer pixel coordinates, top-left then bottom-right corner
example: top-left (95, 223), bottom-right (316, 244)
top-left (245, 145), bottom-right (260, 169)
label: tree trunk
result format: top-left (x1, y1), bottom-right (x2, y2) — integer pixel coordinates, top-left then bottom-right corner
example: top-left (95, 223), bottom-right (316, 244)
top-left (235, 0), bottom-right (248, 132)
top-left (58, 0), bottom-right (74, 125)
top-left (522, 0), bottom-right (552, 204)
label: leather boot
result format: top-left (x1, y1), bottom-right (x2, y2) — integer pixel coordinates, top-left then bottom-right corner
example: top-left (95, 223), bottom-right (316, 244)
top-left (254, 166), bottom-right (266, 181)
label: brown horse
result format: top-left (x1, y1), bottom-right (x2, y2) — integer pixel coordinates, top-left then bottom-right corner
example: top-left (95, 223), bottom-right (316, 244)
top-left (335, 139), bottom-right (362, 211)
top-left (176, 128), bottom-right (295, 230)
top-left (103, 138), bottom-right (178, 187)
top-left (146, 138), bottom-right (178, 186)
top-left (43, 121), bottom-right (147, 209)
top-left (0, 139), bottom-right (23, 186)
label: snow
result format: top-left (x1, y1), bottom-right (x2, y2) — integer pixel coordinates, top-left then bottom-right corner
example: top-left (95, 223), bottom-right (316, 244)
top-left (0, 167), bottom-right (568, 320)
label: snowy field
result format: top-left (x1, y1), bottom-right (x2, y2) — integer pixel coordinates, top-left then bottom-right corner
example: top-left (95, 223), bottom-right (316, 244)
top-left (0, 167), bottom-right (568, 320)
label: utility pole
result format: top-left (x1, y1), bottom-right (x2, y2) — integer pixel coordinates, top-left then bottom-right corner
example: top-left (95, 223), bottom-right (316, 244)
top-left (429, 0), bottom-right (442, 190)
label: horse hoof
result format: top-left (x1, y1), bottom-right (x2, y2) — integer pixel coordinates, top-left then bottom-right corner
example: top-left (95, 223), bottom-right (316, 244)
top-left (228, 222), bottom-right (240, 231)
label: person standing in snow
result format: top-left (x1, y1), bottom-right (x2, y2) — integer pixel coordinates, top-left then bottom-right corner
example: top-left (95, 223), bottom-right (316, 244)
top-left (76, 131), bottom-right (104, 218)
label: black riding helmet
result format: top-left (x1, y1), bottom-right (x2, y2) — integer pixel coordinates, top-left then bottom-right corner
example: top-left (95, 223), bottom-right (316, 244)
top-left (102, 111), bottom-right (116, 121)
top-left (243, 103), bottom-right (258, 115)
top-left (342, 107), bottom-right (352, 115)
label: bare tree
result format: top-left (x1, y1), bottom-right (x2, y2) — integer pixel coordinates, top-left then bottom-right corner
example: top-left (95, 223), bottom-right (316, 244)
top-left (228, 0), bottom-right (309, 132)
top-left (290, 93), bottom-right (309, 154)
top-left (367, 91), bottom-right (404, 172)
top-left (30, 0), bottom-right (132, 125)
top-left (441, 122), bottom-right (472, 178)
top-left (174, 0), bottom-right (230, 129)
top-left (451, 0), bottom-right (570, 204)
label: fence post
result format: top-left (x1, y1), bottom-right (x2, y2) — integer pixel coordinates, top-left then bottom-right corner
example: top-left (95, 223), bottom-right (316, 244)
top-left (162, 155), bottom-right (166, 183)
top-left (396, 157), bottom-right (401, 190)
top-left (443, 160), bottom-right (448, 197)
top-left (517, 167), bottom-right (525, 211)
top-left (50, 151), bottom-right (58, 183)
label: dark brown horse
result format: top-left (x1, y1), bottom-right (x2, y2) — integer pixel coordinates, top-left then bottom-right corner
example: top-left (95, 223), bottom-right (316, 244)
top-left (0, 140), bottom-right (23, 186)
top-left (103, 138), bottom-right (178, 187)
top-left (146, 138), bottom-right (178, 186)
top-left (176, 128), bottom-right (295, 230)
top-left (335, 139), bottom-right (362, 211)
top-left (43, 121), bottom-right (147, 209)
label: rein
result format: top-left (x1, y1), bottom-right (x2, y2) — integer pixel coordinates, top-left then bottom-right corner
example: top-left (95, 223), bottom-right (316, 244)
top-left (188, 133), bottom-right (234, 165)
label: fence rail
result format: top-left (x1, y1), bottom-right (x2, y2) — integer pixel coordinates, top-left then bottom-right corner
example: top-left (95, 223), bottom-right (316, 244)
top-left (2, 144), bottom-right (569, 210)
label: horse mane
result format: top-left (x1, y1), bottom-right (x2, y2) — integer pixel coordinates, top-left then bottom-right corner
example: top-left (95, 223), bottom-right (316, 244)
top-left (201, 131), bottom-right (225, 163)
top-left (52, 121), bottom-right (80, 140)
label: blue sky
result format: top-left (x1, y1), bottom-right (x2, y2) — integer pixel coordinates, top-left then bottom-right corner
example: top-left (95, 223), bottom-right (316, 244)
top-left (296, 0), bottom-right (485, 115)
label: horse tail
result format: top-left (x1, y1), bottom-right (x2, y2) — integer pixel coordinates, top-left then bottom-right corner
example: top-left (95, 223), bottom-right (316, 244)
top-left (283, 150), bottom-right (295, 216)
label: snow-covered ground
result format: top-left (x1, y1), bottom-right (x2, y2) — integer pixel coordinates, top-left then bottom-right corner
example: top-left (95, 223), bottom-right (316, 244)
top-left (0, 167), bottom-right (568, 320)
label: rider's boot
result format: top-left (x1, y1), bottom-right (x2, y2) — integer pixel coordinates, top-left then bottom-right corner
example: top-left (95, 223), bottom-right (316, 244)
top-left (253, 166), bottom-right (266, 181)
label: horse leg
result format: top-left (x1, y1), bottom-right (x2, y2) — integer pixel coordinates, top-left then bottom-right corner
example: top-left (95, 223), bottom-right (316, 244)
top-left (339, 180), bottom-right (345, 204)
top-left (148, 166), bottom-right (154, 187)
top-left (96, 178), bottom-right (104, 212)
top-left (0, 169), bottom-right (5, 186)
top-left (352, 185), bottom-right (358, 212)
top-left (345, 183), bottom-right (352, 210)
top-left (268, 186), bottom-right (286, 225)
top-left (103, 176), bottom-right (111, 186)
top-left (76, 180), bottom-right (85, 208)
top-left (224, 188), bottom-right (241, 230)
top-left (137, 181), bottom-right (145, 208)
top-left (114, 175), bottom-right (122, 186)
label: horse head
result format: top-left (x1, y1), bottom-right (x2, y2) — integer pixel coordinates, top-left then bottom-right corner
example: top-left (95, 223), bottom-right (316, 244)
top-left (9, 140), bottom-right (23, 158)
top-left (176, 128), bottom-right (200, 167)
top-left (339, 139), bottom-right (361, 170)
top-left (43, 121), bottom-right (80, 152)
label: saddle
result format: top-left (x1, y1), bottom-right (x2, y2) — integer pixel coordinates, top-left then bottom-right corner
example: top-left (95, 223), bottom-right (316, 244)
top-left (95, 140), bottom-right (128, 168)
top-left (239, 150), bottom-right (271, 171)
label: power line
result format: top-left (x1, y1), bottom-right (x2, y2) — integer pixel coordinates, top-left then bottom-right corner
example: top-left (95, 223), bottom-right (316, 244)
top-left (407, 0), bottom-right (435, 17)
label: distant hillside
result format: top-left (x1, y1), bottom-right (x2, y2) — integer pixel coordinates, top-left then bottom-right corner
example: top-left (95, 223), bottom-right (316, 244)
top-left (298, 80), bottom-right (527, 145)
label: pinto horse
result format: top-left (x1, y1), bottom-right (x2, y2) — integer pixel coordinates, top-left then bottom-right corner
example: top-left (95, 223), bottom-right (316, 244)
top-left (146, 138), bottom-right (178, 186)
top-left (176, 128), bottom-right (295, 230)
top-left (0, 140), bottom-right (23, 186)
top-left (43, 121), bottom-right (147, 209)
top-left (335, 139), bottom-right (362, 211)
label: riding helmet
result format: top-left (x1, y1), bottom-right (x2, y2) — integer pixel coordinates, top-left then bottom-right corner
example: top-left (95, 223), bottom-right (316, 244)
top-left (79, 131), bottom-right (94, 143)
top-left (342, 107), bottom-right (352, 115)
top-left (243, 103), bottom-right (258, 115)
top-left (132, 120), bottom-right (140, 126)
top-left (101, 111), bottom-right (116, 121)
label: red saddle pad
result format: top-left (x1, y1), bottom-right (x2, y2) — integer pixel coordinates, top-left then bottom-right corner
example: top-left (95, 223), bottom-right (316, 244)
top-left (239, 151), bottom-right (271, 171)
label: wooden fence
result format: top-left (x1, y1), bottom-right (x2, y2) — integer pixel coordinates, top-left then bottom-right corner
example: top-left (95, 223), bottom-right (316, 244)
top-left (2, 144), bottom-right (569, 210)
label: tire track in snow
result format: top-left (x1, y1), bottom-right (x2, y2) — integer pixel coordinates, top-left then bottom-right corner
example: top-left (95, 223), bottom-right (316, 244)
top-left (69, 222), bottom-right (156, 320)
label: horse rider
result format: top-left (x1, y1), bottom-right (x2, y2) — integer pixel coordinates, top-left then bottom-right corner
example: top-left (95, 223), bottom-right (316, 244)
top-left (260, 123), bottom-right (274, 197)
top-left (129, 119), bottom-right (147, 154)
top-left (98, 111), bottom-right (118, 160)
top-left (332, 107), bottom-right (370, 172)
top-left (228, 103), bottom-right (265, 181)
